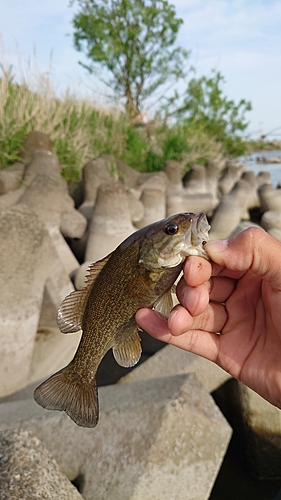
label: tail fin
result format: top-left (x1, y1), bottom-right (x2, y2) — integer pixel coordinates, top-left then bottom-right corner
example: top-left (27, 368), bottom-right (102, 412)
top-left (34, 366), bottom-right (99, 428)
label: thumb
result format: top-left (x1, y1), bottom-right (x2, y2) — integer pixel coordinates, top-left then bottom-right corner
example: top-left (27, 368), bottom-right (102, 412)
top-left (205, 227), bottom-right (281, 290)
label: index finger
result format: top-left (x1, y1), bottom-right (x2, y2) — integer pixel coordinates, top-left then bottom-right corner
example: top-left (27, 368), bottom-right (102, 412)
top-left (183, 256), bottom-right (212, 287)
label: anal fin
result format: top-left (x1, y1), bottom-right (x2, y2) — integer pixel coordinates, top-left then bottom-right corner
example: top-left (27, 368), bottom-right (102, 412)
top-left (113, 328), bottom-right (142, 368)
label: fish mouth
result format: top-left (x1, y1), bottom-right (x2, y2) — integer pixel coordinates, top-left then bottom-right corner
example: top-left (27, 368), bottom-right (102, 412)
top-left (184, 212), bottom-right (211, 259)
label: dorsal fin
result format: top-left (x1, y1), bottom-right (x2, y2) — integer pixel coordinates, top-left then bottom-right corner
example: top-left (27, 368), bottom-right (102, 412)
top-left (57, 253), bottom-right (112, 334)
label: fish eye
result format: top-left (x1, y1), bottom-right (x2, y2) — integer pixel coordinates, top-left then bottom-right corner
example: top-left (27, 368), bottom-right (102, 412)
top-left (165, 223), bottom-right (179, 235)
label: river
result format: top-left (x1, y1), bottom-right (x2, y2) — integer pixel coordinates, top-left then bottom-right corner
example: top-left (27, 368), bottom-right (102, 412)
top-left (239, 150), bottom-right (281, 187)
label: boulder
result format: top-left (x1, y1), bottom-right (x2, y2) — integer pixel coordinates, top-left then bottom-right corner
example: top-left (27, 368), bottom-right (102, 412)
top-left (0, 428), bottom-right (82, 500)
top-left (134, 174), bottom-right (166, 228)
top-left (17, 152), bottom-right (86, 274)
top-left (19, 130), bottom-right (52, 166)
top-left (0, 162), bottom-right (24, 195)
top-left (229, 220), bottom-right (261, 238)
top-left (0, 374), bottom-right (232, 500)
top-left (214, 379), bottom-right (281, 479)
top-left (258, 184), bottom-right (281, 213)
top-left (163, 160), bottom-right (184, 186)
top-left (23, 149), bottom-right (59, 187)
top-left (218, 164), bottom-right (244, 195)
top-left (117, 159), bottom-right (141, 188)
top-left (256, 171), bottom-right (272, 187)
top-left (205, 161), bottom-right (220, 201)
top-left (0, 205), bottom-right (76, 396)
top-left (85, 182), bottom-right (135, 262)
top-left (0, 185), bottom-right (26, 212)
top-left (267, 227), bottom-right (281, 242)
top-left (210, 179), bottom-right (256, 239)
top-left (119, 344), bottom-right (231, 393)
top-left (184, 164), bottom-right (207, 194)
top-left (261, 210), bottom-right (281, 232)
top-left (126, 190), bottom-right (144, 225)
top-left (79, 155), bottom-right (118, 221)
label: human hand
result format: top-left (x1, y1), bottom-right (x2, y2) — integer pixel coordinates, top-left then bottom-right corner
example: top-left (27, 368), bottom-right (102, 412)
top-left (136, 227), bottom-right (281, 408)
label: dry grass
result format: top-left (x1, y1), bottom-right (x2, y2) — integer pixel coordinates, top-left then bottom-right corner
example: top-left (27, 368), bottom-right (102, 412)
top-left (0, 46), bottom-right (225, 180)
top-left (0, 55), bottom-right (129, 179)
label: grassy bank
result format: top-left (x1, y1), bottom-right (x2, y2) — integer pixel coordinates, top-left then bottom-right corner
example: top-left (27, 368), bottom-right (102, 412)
top-left (0, 65), bottom-right (225, 182)
top-left (245, 140), bottom-right (281, 153)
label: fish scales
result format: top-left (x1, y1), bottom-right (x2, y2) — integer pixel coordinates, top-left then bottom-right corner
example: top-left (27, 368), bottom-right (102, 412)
top-left (34, 212), bottom-right (210, 427)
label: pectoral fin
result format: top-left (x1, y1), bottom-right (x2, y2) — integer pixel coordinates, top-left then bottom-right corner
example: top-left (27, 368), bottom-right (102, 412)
top-left (113, 328), bottom-right (142, 368)
top-left (153, 286), bottom-right (177, 318)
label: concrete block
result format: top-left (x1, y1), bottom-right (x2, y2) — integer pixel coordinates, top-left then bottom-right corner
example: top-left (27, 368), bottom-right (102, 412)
top-left (184, 164), bottom-right (207, 194)
top-left (19, 130), bottom-right (52, 166)
top-left (261, 210), bottom-right (281, 232)
top-left (0, 207), bottom-right (47, 396)
top-left (119, 344), bottom-right (231, 393)
top-left (23, 149), bottom-right (59, 187)
top-left (0, 428), bottom-right (82, 500)
top-left (259, 184), bottom-right (281, 213)
top-left (79, 155), bottom-right (118, 221)
top-left (214, 379), bottom-right (281, 479)
top-left (134, 188), bottom-right (166, 228)
top-left (85, 182), bottom-right (135, 262)
top-left (0, 162), bottom-right (24, 194)
top-left (0, 205), bottom-right (76, 396)
top-left (0, 186), bottom-right (26, 212)
top-left (0, 374), bottom-right (232, 499)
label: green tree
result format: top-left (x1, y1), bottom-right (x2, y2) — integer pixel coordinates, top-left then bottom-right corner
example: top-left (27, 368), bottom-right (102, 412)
top-left (71, 0), bottom-right (189, 116)
top-left (163, 70), bottom-right (252, 155)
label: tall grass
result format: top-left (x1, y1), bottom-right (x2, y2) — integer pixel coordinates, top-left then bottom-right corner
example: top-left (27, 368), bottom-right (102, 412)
top-left (0, 62), bottom-right (129, 180)
top-left (0, 59), bottom-right (222, 181)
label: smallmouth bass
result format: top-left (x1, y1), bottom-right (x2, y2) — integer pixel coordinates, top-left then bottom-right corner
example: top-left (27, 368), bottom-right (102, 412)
top-left (34, 212), bottom-right (210, 427)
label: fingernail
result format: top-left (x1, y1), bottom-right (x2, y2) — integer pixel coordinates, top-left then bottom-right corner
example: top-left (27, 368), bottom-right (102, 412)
top-left (205, 239), bottom-right (228, 254)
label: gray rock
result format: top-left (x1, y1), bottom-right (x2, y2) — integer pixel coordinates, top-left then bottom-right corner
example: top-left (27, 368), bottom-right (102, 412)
top-left (261, 210), bottom-right (281, 232)
top-left (0, 185), bottom-right (26, 212)
top-left (0, 205), bottom-right (76, 396)
top-left (0, 162), bottom-right (24, 195)
top-left (117, 159), bottom-right (141, 188)
top-left (163, 160), bottom-right (184, 186)
top-left (0, 374), bottom-right (232, 500)
top-left (184, 164), bottom-right (207, 193)
top-left (215, 379), bottom-right (281, 479)
top-left (19, 130), bottom-right (52, 166)
top-left (119, 344), bottom-right (231, 393)
top-left (210, 179), bottom-right (257, 239)
top-left (0, 428), bottom-right (82, 500)
top-left (134, 174), bottom-right (166, 228)
top-left (229, 220), bottom-right (261, 237)
top-left (23, 149), bottom-right (59, 187)
top-left (267, 227), bottom-right (281, 242)
top-left (82, 374), bottom-right (232, 500)
top-left (0, 207), bottom-right (47, 396)
top-left (218, 164), bottom-right (245, 195)
top-left (257, 170), bottom-right (272, 186)
top-left (17, 152), bottom-right (86, 274)
top-left (259, 184), bottom-right (281, 213)
top-left (79, 155), bottom-right (118, 221)
top-left (85, 182), bottom-right (135, 262)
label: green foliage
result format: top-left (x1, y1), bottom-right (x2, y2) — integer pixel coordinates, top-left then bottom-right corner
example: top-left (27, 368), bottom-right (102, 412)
top-left (162, 70), bottom-right (252, 156)
top-left (121, 128), bottom-right (147, 169)
top-left (0, 65), bottom-right (129, 179)
top-left (71, 0), bottom-right (189, 115)
top-left (0, 64), bottom-right (250, 182)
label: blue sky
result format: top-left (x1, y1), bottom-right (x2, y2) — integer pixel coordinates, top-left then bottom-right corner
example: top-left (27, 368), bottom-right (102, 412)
top-left (1, 0), bottom-right (281, 138)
